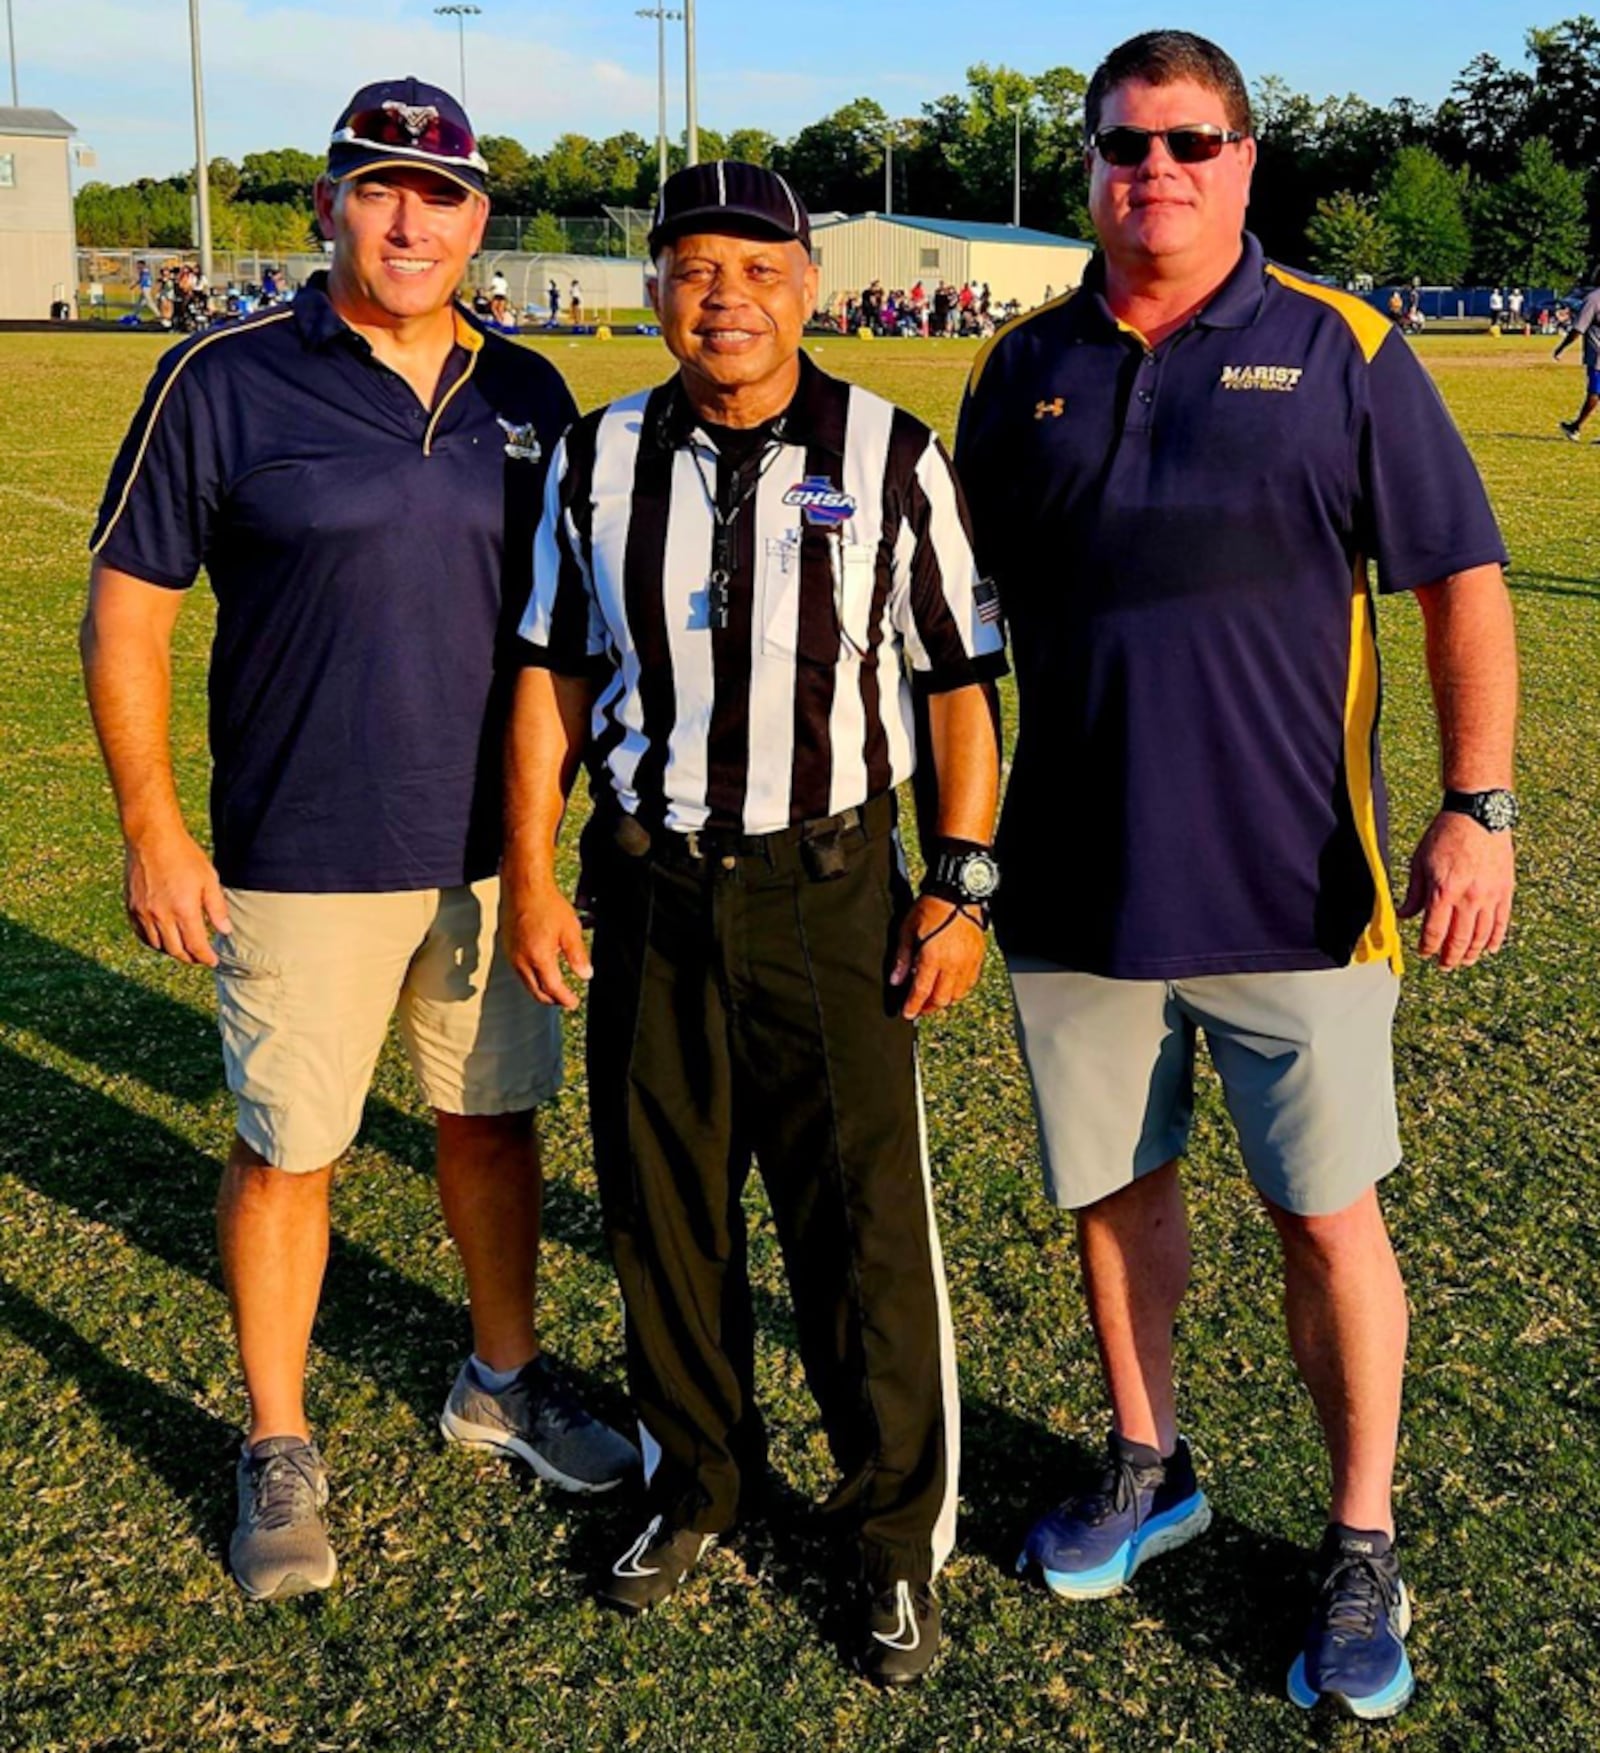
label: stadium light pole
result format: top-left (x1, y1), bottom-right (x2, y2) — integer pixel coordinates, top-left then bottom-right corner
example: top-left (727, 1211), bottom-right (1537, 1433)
top-left (637, 5), bottom-right (681, 195)
top-left (883, 128), bottom-right (892, 215)
top-left (6, 0), bottom-right (18, 107)
top-left (1012, 101), bottom-right (1021, 226)
top-left (434, 5), bottom-right (481, 104)
top-left (187, 0), bottom-right (213, 283)
top-left (683, 0), bottom-right (698, 165)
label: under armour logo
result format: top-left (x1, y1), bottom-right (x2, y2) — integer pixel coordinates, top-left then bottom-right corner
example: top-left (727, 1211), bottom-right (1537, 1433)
top-left (1034, 397), bottom-right (1064, 419)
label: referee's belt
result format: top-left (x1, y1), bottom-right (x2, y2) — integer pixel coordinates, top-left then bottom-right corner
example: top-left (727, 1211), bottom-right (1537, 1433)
top-left (631, 792), bottom-right (895, 877)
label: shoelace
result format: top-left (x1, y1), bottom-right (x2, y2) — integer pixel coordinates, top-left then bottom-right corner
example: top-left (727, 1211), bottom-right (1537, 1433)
top-left (502, 1361), bottom-right (590, 1436)
top-left (248, 1448), bottom-right (321, 1531)
top-left (1075, 1451), bottom-right (1164, 1529)
top-left (1318, 1552), bottom-right (1393, 1642)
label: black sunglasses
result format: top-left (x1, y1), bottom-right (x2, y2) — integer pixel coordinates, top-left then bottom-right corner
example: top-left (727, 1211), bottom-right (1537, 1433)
top-left (1091, 124), bottom-right (1246, 167)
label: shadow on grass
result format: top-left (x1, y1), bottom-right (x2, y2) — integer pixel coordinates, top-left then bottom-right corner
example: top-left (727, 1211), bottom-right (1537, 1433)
top-left (1505, 569), bottom-right (1600, 599)
top-left (0, 1275), bottom-right (237, 1552)
top-left (0, 1036), bottom-right (634, 1452)
top-left (0, 914), bottom-right (1315, 1680)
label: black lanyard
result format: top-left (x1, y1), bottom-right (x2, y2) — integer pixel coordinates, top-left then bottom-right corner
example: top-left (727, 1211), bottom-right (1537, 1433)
top-left (686, 436), bottom-right (784, 630)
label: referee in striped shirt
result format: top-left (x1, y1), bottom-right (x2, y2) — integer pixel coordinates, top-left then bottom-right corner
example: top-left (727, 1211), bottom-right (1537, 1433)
top-left (503, 161), bottom-right (1006, 1683)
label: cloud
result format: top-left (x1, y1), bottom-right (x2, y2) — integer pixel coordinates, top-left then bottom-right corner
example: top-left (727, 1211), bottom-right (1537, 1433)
top-left (34, 0), bottom-right (657, 181)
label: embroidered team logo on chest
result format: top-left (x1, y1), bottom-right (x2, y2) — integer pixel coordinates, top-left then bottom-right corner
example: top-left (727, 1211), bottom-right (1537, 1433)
top-left (1220, 364), bottom-right (1304, 392)
top-left (1034, 396), bottom-right (1065, 419)
top-left (496, 417), bottom-right (543, 462)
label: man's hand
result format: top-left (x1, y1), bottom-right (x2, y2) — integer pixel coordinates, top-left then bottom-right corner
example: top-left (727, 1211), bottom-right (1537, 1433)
top-left (891, 896), bottom-right (987, 1020)
top-left (502, 870), bottom-right (593, 1009)
top-left (1397, 812), bottom-right (1515, 969)
top-left (124, 828), bottom-right (231, 965)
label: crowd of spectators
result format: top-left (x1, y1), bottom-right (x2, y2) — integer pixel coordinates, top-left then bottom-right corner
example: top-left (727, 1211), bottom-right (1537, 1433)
top-left (830, 278), bottom-right (1041, 338)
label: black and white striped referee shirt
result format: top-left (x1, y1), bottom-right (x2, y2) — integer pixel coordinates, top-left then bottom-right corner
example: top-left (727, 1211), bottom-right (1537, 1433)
top-left (518, 354), bottom-right (1007, 835)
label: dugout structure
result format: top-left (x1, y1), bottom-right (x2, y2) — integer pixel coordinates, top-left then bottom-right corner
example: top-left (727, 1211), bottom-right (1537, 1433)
top-left (811, 213), bottom-right (1093, 313)
top-left (0, 107), bottom-right (77, 320)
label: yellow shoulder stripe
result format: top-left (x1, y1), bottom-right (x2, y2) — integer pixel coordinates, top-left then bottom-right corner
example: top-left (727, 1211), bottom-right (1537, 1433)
top-left (91, 309), bottom-right (297, 557)
top-left (1264, 264), bottom-right (1390, 364)
top-left (966, 286), bottom-right (1081, 398)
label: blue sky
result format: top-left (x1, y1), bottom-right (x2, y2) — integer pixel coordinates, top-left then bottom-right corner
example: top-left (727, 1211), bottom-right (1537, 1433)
top-left (12, 0), bottom-right (1547, 187)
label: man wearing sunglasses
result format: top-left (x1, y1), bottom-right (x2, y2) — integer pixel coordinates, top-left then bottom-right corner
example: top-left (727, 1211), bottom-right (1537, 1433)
top-left (957, 29), bottom-right (1517, 1723)
top-left (82, 76), bottom-right (635, 1606)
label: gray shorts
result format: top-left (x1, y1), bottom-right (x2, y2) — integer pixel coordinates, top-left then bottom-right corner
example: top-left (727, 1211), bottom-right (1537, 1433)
top-left (1007, 959), bottom-right (1401, 1216)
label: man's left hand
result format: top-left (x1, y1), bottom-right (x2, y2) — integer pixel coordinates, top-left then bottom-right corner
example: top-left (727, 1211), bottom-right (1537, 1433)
top-left (892, 897), bottom-right (987, 1019)
top-left (1397, 811), bottom-right (1516, 969)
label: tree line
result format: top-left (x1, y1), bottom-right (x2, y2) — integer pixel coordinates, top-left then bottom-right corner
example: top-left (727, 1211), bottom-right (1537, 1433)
top-left (76, 17), bottom-right (1598, 285)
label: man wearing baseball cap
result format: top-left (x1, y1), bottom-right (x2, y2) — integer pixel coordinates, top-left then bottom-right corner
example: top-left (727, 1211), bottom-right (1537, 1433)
top-left (503, 160), bottom-right (1007, 1682)
top-left (82, 77), bottom-right (635, 1605)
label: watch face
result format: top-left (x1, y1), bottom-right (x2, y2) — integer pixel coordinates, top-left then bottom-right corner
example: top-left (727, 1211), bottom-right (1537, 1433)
top-left (961, 852), bottom-right (1001, 899)
top-left (1480, 791), bottom-right (1519, 832)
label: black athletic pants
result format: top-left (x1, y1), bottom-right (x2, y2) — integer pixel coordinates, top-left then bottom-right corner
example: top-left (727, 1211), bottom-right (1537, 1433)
top-left (585, 796), bottom-right (958, 1588)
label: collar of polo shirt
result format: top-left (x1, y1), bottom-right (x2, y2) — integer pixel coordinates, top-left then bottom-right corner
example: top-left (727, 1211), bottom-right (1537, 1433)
top-left (1084, 232), bottom-right (1268, 337)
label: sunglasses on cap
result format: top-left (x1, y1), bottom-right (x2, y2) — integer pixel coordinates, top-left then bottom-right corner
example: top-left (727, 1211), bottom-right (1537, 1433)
top-left (331, 102), bottom-right (488, 171)
top-left (1090, 124), bottom-right (1246, 168)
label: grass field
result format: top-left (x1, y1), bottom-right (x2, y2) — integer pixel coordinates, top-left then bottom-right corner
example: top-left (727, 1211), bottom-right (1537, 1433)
top-left (1, 327), bottom-right (1596, 1753)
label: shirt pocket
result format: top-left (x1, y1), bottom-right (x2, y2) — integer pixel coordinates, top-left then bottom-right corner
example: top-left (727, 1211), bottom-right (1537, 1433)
top-left (760, 529), bottom-right (876, 666)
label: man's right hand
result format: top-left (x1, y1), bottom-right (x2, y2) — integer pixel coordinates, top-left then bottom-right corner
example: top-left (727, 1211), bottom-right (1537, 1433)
top-left (502, 871), bottom-right (593, 1009)
top-left (124, 828), bottom-right (232, 966)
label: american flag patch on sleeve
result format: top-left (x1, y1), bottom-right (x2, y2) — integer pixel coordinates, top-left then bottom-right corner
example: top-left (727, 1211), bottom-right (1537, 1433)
top-left (974, 576), bottom-right (1003, 624)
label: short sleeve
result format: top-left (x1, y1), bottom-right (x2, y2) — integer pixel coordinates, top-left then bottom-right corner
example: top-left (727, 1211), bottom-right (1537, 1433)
top-left (894, 433), bottom-right (1008, 691)
top-left (90, 341), bottom-right (223, 589)
top-left (1357, 330), bottom-right (1508, 594)
top-left (518, 425), bottom-right (608, 675)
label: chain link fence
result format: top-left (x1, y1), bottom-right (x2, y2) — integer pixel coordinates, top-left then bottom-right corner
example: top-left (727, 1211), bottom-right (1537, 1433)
top-left (73, 246), bottom-right (649, 325)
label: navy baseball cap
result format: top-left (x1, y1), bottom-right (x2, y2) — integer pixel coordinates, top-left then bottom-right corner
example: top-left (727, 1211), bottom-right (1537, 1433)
top-left (327, 77), bottom-right (489, 197)
top-left (648, 160), bottom-right (810, 257)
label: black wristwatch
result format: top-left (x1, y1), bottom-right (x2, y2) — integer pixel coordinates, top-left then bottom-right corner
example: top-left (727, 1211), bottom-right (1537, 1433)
top-left (922, 840), bottom-right (1002, 915)
top-left (1442, 788), bottom-right (1520, 832)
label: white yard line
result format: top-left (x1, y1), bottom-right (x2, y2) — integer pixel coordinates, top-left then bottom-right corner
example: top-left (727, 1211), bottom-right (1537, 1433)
top-left (0, 481), bottom-right (95, 520)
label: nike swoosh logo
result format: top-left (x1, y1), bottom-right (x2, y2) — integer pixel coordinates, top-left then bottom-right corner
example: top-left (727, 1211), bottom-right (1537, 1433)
top-left (872, 1582), bottom-right (920, 1651)
top-left (613, 1516), bottom-right (662, 1579)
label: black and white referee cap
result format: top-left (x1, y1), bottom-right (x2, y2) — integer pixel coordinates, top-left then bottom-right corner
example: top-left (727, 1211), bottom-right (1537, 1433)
top-left (648, 160), bottom-right (811, 257)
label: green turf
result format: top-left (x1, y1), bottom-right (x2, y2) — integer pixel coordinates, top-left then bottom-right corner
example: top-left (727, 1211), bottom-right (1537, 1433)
top-left (0, 329), bottom-right (1596, 1751)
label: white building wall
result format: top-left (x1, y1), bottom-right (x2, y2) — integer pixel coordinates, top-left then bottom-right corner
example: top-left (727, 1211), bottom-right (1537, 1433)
top-left (811, 218), bottom-right (970, 309)
top-left (0, 132), bottom-right (76, 318)
top-left (968, 239), bottom-right (1093, 310)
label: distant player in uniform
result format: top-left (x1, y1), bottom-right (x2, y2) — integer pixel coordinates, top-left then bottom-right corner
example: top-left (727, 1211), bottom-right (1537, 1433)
top-left (1555, 275), bottom-right (1600, 441)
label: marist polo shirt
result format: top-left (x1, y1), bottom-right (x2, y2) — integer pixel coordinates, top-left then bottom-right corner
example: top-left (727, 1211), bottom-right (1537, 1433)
top-left (956, 233), bottom-right (1507, 979)
top-left (91, 276), bottom-right (576, 891)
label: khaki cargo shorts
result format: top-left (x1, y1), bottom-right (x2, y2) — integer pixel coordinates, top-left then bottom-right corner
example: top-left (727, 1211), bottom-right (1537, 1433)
top-left (1007, 959), bottom-right (1402, 1217)
top-left (214, 878), bottom-right (562, 1173)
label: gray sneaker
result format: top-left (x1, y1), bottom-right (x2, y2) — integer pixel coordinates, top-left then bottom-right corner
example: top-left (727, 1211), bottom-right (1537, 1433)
top-left (229, 1436), bottom-right (337, 1601)
top-left (440, 1354), bottom-right (639, 1494)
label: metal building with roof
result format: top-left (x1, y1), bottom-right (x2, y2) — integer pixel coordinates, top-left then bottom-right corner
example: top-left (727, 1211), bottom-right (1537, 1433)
top-left (810, 213), bottom-right (1093, 312)
top-left (0, 107), bottom-right (78, 319)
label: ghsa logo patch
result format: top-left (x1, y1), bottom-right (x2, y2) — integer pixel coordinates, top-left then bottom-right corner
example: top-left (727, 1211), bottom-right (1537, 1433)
top-left (783, 476), bottom-right (856, 526)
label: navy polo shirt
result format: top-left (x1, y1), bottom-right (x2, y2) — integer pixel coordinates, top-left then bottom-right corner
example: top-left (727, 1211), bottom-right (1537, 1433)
top-left (956, 234), bottom-right (1507, 979)
top-left (91, 275), bottom-right (577, 891)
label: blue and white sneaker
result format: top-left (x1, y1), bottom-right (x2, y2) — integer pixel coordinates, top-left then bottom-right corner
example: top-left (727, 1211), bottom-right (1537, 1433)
top-left (1287, 1525), bottom-right (1414, 1721)
top-left (1017, 1433), bottom-right (1212, 1600)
